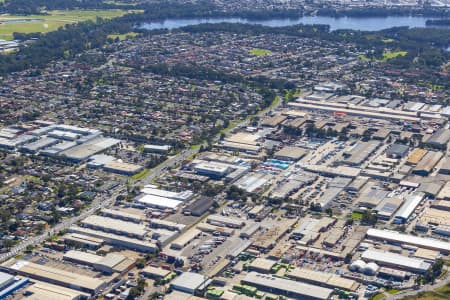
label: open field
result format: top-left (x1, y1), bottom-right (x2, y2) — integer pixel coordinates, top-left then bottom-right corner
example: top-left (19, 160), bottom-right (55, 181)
top-left (358, 50), bottom-right (408, 62)
top-left (107, 32), bottom-right (139, 41)
top-left (249, 48), bottom-right (272, 56)
top-left (0, 9), bottom-right (140, 40)
top-left (401, 282), bottom-right (450, 300)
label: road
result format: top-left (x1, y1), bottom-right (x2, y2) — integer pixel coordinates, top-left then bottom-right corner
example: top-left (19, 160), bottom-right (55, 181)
top-left (386, 266), bottom-right (450, 300)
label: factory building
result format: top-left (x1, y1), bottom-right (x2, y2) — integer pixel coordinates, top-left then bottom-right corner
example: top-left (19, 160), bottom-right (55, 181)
top-left (63, 250), bottom-right (134, 275)
top-left (183, 197), bottom-right (215, 216)
top-left (248, 258), bottom-right (277, 274)
top-left (69, 226), bottom-right (158, 253)
top-left (193, 162), bottom-right (231, 179)
top-left (361, 250), bottom-right (430, 273)
top-left (375, 197), bottom-right (403, 221)
top-left (438, 157), bottom-right (450, 174)
top-left (103, 161), bottom-right (143, 175)
top-left (287, 268), bottom-right (359, 291)
top-left (274, 146), bottom-right (307, 161)
top-left (144, 144), bottom-right (171, 154)
top-left (425, 128), bottom-right (450, 150)
top-left (135, 194), bottom-right (183, 210)
top-left (342, 141), bottom-right (380, 166)
top-left (64, 233), bottom-right (104, 250)
top-left (393, 193), bottom-right (425, 224)
top-left (206, 214), bottom-right (245, 229)
top-left (80, 215), bottom-right (147, 239)
top-left (170, 272), bottom-right (211, 295)
top-left (170, 229), bottom-right (202, 250)
top-left (4, 259), bottom-right (107, 294)
top-left (386, 144), bottom-right (409, 159)
top-left (21, 282), bottom-right (89, 300)
top-left (412, 151), bottom-right (443, 176)
top-left (242, 272), bottom-right (333, 300)
top-left (0, 271), bottom-right (29, 300)
top-left (100, 209), bottom-right (142, 223)
top-left (366, 228), bottom-right (450, 254)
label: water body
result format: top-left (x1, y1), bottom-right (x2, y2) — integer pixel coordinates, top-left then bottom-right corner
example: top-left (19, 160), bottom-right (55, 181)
top-left (0, 19), bottom-right (42, 25)
top-left (140, 16), bottom-right (443, 31)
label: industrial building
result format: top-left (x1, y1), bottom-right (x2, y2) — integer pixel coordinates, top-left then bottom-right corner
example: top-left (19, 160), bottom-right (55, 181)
top-left (144, 144), bottom-right (171, 153)
top-left (63, 250), bottom-right (134, 274)
top-left (342, 141), bottom-right (380, 166)
top-left (100, 209), bottom-right (142, 223)
top-left (170, 272), bottom-right (211, 295)
top-left (393, 193), bottom-right (425, 224)
top-left (69, 226), bottom-right (158, 253)
top-left (22, 282), bottom-right (89, 300)
top-left (287, 268), bottom-right (359, 291)
top-left (193, 162), bottom-right (231, 179)
top-left (103, 161), bottom-right (143, 175)
top-left (375, 197), bottom-right (403, 220)
top-left (135, 194), bottom-right (183, 210)
top-left (64, 233), bottom-right (104, 250)
top-left (242, 272), bottom-right (333, 300)
top-left (248, 258), bottom-right (276, 274)
top-left (206, 214), bottom-right (245, 228)
top-left (274, 146), bottom-right (307, 161)
top-left (140, 187), bottom-right (193, 201)
top-left (439, 156), bottom-right (450, 174)
top-left (4, 259), bottom-right (107, 294)
top-left (425, 128), bottom-right (450, 150)
top-left (80, 215), bottom-right (147, 239)
top-left (170, 229), bottom-right (202, 250)
top-left (0, 271), bottom-right (29, 300)
top-left (366, 228), bottom-right (450, 254)
top-left (412, 151), bottom-right (443, 176)
top-left (361, 250), bottom-right (430, 273)
top-left (183, 197), bottom-right (215, 216)
top-left (386, 144), bottom-right (409, 158)
top-left (60, 137), bottom-right (120, 162)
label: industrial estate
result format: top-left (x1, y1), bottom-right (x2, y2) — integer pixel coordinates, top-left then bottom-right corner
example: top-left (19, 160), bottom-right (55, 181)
top-left (0, 0), bottom-right (449, 300)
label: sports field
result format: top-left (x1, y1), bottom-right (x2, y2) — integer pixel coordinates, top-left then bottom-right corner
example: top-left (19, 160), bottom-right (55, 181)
top-left (0, 9), bottom-right (140, 40)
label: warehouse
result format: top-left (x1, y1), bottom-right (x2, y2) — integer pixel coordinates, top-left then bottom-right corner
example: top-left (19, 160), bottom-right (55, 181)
top-left (206, 214), bottom-right (245, 229)
top-left (140, 266), bottom-right (171, 280)
top-left (406, 148), bottom-right (428, 165)
top-left (393, 193), bottom-right (425, 224)
top-left (103, 161), bottom-right (143, 175)
top-left (150, 219), bottom-right (186, 232)
top-left (240, 223), bottom-right (261, 239)
top-left (420, 208), bottom-right (450, 226)
top-left (22, 282), bottom-right (89, 300)
top-left (41, 141), bottom-right (77, 156)
top-left (64, 233), bottom-right (104, 250)
top-left (60, 137), bottom-right (120, 162)
top-left (21, 137), bottom-right (58, 153)
top-left (248, 258), bottom-right (277, 274)
top-left (425, 128), bottom-right (450, 150)
top-left (287, 268), bottom-right (359, 291)
top-left (101, 209), bottom-right (142, 223)
top-left (135, 194), bottom-right (183, 210)
top-left (356, 182), bottom-right (389, 208)
top-left (274, 146), bottom-right (308, 161)
top-left (144, 144), bottom-right (171, 154)
top-left (63, 250), bottom-right (134, 274)
top-left (438, 157), bottom-right (450, 174)
top-left (342, 141), bottom-right (380, 166)
top-left (375, 197), bottom-right (403, 221)
top-left (361, 250), bottom-right (430, 273)
top-left (437, 182), bottom-right (450, 200)
top-left (5, 259), bottom-right (107, 294)
top-left (386, 144), bottom-right (409, 158)
top-left (69, 226), bottom-right (158, 253)
top-left (412, 151), bottom-right (443, 176)
top-left (81, 215), bottom-right (147, 239)
top-left (196, 223), bottom-right (234, 236)
top-left (193, 162), bottom-right (231, 179)
top-left (242, 272), bottom-right (333, 300)
top-left (431, 200), bottom-right (450, 211)
top-left (141, 187), bottom-right (193, 201)
top-left (417, 182), bottom-right (444, 199)
top-left (183, 197), bottom-right (215, 216)
top-left (366, 228), bottom-right (450, 254)
top-left (170, 229), bottom-right (202, 250)
top-left (170, 272), bottom-right (211, 295)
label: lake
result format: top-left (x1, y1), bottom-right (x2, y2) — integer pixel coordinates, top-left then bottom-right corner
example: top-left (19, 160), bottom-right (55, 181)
top-left (139, 16), bottom-right (444, 32)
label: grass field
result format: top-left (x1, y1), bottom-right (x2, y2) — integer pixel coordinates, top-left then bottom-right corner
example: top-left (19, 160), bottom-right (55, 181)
top-left (358, 50), bottom-right (407, 62)
top-left (249, 48), bottom-right (272, 56)
top-left (351, 211), bottom-right (363, 220)
top-left (131, 168), bottom-right (150, 180)
top-left (107, 32), bottom-right (139, 41)
top-left (0, 9), bottom-right (140, 40)
top-left (370, 293), bottom-right (385, 300)
top-left (401, 282), bottom-right (450, 300)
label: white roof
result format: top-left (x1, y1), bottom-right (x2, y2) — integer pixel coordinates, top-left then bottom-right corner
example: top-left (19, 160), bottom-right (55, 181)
top-left (367, 228), bottom-right (450, 253)
top-left (362, 249), bottom-right (430, 272)
top-left (136, 194), bottom-right (182, 209)
top-left (171, 272), bottom-right (210, 291)
top-left (243, 272), bottom-right (333, 300)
